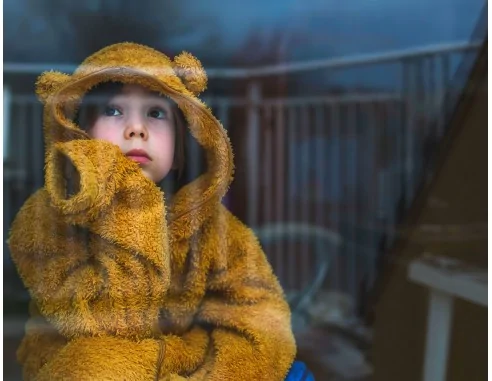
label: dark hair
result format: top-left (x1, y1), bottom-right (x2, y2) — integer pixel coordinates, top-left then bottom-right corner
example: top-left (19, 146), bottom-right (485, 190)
top-left (74, 81), bottom-right (186, 179)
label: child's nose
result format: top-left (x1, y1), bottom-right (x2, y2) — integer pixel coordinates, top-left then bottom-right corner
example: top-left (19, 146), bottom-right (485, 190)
top-left (124, 116), bottom-right (148, 140)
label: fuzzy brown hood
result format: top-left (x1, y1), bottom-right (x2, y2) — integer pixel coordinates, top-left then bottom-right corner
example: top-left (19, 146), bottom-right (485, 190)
top-left (36, 42), bottom-right (234, 240)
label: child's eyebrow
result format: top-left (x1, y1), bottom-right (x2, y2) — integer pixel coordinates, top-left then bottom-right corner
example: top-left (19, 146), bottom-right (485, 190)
top-left (146, 94), bottom-right (172, 105)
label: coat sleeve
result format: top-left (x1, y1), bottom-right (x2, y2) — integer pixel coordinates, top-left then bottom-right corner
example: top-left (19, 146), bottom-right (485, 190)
top-left (17, 304), bottom-right (212, 381)
top-left (16, 301), bottom-right (68, 381)
top-left (29, 327), bottom-right (211, 381)
top-left (8, 139), bottom-right (170, 339)
top-left (191, 214), bottom-right (297, 381)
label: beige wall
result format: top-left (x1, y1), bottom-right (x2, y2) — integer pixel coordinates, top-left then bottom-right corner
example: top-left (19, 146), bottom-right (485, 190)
top-left (371, 43), bottom-right (487, 381)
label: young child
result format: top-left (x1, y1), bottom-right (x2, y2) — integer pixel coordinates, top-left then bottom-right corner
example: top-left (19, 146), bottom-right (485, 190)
top-left (8, 43), bottom-right (301, 380)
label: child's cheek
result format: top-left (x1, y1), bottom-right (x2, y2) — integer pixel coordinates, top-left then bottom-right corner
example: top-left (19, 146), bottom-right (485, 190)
top-left (90, 125), bottom-right (121, 146)
top-left (154, 126), bottom-right (176, 150)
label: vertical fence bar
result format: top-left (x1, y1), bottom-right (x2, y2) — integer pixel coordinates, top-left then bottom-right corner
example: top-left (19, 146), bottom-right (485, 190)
top-left (275, 103), bottom-right (286, 286)
top-left (3, 86), bottom-right (12, 267)
top-left (330, 102), bottom-right (341, 290)
top-left (428, 55), bottom-right (437, 180)
top-left (348, 103), bottom-right (358, 301)
top-left (397, 64), bottom-right (408, 220)
top-left (314, 105), bottom-right (324, 209)
top-left (4, 86), bottom-right (12, 162)
top-left (314, 104), bottom-right (325, 284)
top-left (300, 104), bottom-right (310, 289)
top-left (390, 100), bottom-right (401, 244)
top-left (381, 104), bottom-right (396, 244)
top-left (428, 55), bottom-right (436, 124)
top-left (246, 81), bottom-right (261, 227)
top-left (402, 61), bottom-right (415, 208)
top-left (287, 106), bottom-right (297, 291)
top-left (383, 102), bottom-right (392, 229)
top-left (395, 99), bottom-right (403, 207)
top-left (17, 101), bottom-right (28, 192)
top-left (263, 105), bottom-right (273, 225)
top-left (415, 58), bottom-right (426, 179)
top-left (366, 101), bottom-right (377, 286)
top-left (375, 100), bottom-right (390, 243)
top-left (26, 103), bottom-right (34, 187)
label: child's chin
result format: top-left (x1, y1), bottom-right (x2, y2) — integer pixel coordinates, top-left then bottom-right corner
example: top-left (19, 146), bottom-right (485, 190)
top-left (140, 168), bottom-right (163, 184)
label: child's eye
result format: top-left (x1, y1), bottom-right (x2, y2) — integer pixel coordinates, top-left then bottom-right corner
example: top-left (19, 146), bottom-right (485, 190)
top-left (148, 108), bottom-right (167, 119)
top-left (103, 106), bottom-right (122, 117)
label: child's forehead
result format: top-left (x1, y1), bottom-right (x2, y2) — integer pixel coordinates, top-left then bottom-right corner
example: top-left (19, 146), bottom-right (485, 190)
top-left (81, 82), bottom-right (174, 107)
top-left (117, 84), bottom-right (168, 100)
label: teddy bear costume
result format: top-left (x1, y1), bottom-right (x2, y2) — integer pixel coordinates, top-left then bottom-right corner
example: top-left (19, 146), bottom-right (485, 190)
top-left (8, 42), bottom-right (296, 380)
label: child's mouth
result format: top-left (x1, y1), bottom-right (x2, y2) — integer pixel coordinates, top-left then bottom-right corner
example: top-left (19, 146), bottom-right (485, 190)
top-left (126, 149), bottom-right (152, 164)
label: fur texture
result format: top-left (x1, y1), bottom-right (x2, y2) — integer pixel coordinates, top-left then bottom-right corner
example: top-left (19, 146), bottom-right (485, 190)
top-left (9, 42), bottom-right (296, 380)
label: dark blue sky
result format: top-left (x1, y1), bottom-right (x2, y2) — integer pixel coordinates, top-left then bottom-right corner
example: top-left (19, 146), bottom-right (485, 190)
top-left (5, 0), bottom-right (485, 64)
top-left (182, 0), bottom-right (484, 57)
top-left (4, 0), bottom-right (486, 93)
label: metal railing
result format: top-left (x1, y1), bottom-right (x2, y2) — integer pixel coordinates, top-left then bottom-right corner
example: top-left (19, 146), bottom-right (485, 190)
top-left (3, 41), bottom-right (482, 305)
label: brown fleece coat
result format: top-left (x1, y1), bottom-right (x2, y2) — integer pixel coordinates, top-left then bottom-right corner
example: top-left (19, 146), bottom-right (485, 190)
top-left (8, 43), bottom-right (296, 380)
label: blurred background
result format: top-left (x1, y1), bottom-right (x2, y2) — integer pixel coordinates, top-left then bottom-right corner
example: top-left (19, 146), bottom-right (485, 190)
top-left (3, 1), bottom-right (488, 380)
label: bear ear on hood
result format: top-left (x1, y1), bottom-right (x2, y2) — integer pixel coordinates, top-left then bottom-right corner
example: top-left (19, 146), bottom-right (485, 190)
top-left (173, 52), bottom-right (208, 96)
top-left (35, 71), bottom-right (72, 104)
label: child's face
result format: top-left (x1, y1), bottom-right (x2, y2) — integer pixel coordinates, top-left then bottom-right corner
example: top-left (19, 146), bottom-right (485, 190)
top-left (87, 84), bottom-right (176, 183)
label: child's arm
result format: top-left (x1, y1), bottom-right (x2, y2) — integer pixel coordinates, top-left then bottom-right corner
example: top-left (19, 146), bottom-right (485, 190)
top-left (30, 327), bottom-right (210, 381)
top-left (190, 211), bottom-right (297, 380)
top-left (9, 139), bottom-right (170, 339)
top-left (17, 301), bottom-right (211, 381)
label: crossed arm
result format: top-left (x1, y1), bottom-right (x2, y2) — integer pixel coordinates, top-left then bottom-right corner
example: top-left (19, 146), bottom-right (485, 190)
top-left (14, 215), bottom-right (296, 380)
